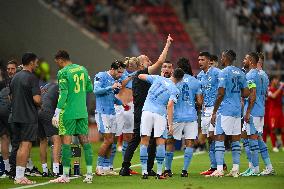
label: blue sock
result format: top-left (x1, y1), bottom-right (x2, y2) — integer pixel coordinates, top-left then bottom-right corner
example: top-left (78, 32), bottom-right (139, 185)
top-left (243, 138), bottom-right (252, 166)
top-left (109, 143), bottom-right (117, 168)
top-left (258, 139), bottom-right (272, 168)
top-left (165, 151), bottom-right (174, 170)
top-left (183, 147), bottom-right (193, 171)
top-left (215, 141), bottom-right (225, 170)
top-left (156, 145), bottom-right (166, 175)
top-left (140, 145), bottom-right (148, 175)
top-left (103, 157), bottom-right (110, 168)
top-left (231, 141), bottom-right (241, 166)
top-left (122, 141), bottom-right (128, 158)
top-left (97, 156), bottom-right (104, 167)
top-left (209, 141), bottom-right (217, 168)
top-left (249, 139), bottom-right (259, 170)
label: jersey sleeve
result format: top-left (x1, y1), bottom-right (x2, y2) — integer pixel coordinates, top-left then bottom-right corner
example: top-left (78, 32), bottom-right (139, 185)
top-left (114, 97), bottom-right (123, 105)
top-left (86, 75), bottom-right (93, 93)
top-left (57, 70), bottom-right (68, 109)
top-left (218, 70), bottom-right (226, 89)
top-left (246, 72), bottom-right (256, 89)
top-left (93, 73), bottom-right (112, 95)
top-left (169, 87), bottom-right (179, 103)
top-left (145, 75), bottom-right (158, 84)
top-left (196, 80), bottom-right (202, 95)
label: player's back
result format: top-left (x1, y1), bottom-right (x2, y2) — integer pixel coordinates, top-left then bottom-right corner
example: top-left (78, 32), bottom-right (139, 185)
top-left (219, 66), bottom-right (246, 117)
top-left (174, 74), bottom-right (201, 122)
top-left (143, 76), bottom-right (178, 116)
top-left (59, 64), bottom-right (92, 119)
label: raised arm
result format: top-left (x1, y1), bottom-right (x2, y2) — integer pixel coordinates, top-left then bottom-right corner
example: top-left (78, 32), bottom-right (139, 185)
top-left (148, 34), bottom-right (173, 75)
top-left (268, 83), bottom-right (284, 99)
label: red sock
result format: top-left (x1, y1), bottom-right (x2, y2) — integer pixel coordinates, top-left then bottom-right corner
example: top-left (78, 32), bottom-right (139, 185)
top-left (263, 127), bottom-right (268, 143)
top-left (270, 132), bottom-right (277, 148)
top-left (281, 132), bottom-right (284, 147)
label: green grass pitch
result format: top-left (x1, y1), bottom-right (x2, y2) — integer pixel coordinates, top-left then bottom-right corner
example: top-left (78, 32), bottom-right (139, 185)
top-left (1, 142), bottom-right (284, 189)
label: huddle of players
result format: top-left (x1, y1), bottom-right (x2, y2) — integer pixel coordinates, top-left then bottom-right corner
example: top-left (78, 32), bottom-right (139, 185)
top-left (92, 34), bottom-right (275, 180)
top-left (1, 34), bottom-right (275, 185)
top-left (136, 50), bottom-right (274, 179)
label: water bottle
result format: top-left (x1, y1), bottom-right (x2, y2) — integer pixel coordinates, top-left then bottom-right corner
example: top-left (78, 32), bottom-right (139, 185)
top-left (73, 161), bottom-right (80, 176)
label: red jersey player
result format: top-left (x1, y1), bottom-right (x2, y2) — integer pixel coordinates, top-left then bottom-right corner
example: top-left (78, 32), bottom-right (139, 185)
top-left (265, 75), bottom-right (284, 152)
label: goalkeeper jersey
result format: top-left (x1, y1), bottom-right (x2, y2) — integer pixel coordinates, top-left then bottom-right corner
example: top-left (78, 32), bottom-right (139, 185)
top-left (57, 64), bottom-right (93, 120)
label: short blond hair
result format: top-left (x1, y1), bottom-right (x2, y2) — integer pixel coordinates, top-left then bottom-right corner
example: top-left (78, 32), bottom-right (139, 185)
top-left (124, 57), bottom-right (140, 69)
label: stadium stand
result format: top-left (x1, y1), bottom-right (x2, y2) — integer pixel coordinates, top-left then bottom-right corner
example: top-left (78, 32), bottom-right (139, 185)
top-left (226, 0), bottom-right (284, 74)
top-left (44, 0), bottom-right (199, 69)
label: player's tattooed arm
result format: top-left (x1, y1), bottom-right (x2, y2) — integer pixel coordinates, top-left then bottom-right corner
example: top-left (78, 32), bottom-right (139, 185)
top-left (211, 87), bottom-right (225, 126)
top-left (167, 99), bottom-right (174, 135)
top-left (241, 87), bottom-right (250, 98)
top-left (121, 76), bottom-right (133, 88)
top-left (148, 34), bottom-right (173, 75)
top-left (244, 87), bottom-right (256, 123)
top-left (195, 94), bottom-right (203, 111)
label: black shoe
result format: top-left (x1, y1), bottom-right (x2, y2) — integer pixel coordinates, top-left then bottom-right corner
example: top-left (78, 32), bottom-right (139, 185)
top-left (119, 167), bottom-right (131, 176)
top-left (42, 171), bottom-right (49, 177)
top-left (9, 172), bottom-right (15, 180)
top-left (181, 170), bottom-right (188, 177)
top-left (52, 172), bottom-right (60, 177)
top-left (163, 169), bottom-right (173, 177)
top-left (141, 173), bottom-right (148, 179)
top-left (148, 170), bottom-right (156, 176)
top-left (0, 170), bottom-right (10, 178)
top-left (25, 166), bottom-right (42, 177)
top-left (156, 174), bottom-right (167, 179)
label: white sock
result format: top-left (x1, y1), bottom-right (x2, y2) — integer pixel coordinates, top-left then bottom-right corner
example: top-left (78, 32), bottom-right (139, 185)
top-left (16, 166), bottom-right (25, 179)
top-left (3, 159), bottom-right (11, 172)
top-left (253, 166), bottom-right (259, 173)
top-left (232, 164), bottom-right (239, 172)
top-left (96, 166), bottom-right (102, 170)
top-left (103, 166), bottom-right (110, 171)
top-left (142, 170), bottom-right (148, 175)
top-left (42, 163), bottom-right (48, 173)
top-left (217, 165), bottom-right (223, 171)
top-left (26, 158), bottom-right (34, 169)
top-left (248, 162), bottom-right (253, 168)
top-left (53, 163), bottom-right (59, 174)
top-left (266, 164), bottom-right (273, 171)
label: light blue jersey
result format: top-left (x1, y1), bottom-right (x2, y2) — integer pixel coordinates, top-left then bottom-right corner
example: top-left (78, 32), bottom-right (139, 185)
top-left (142, 75), bottom-right (179, 116)
top-left (120, 70), bottom-right (137, 89)
top-left (244, 69), bottom-right (269, 116)
top-left (174, 74), bottom-right (202, 122)
top-left (94, 72), bottom-right (122, 115)
top-left (259, 69), bottom-right (269, 90)
top-left (218, 66), bottom-right (247, 117)
top-left (197, 67), bottom-right (220, 107)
